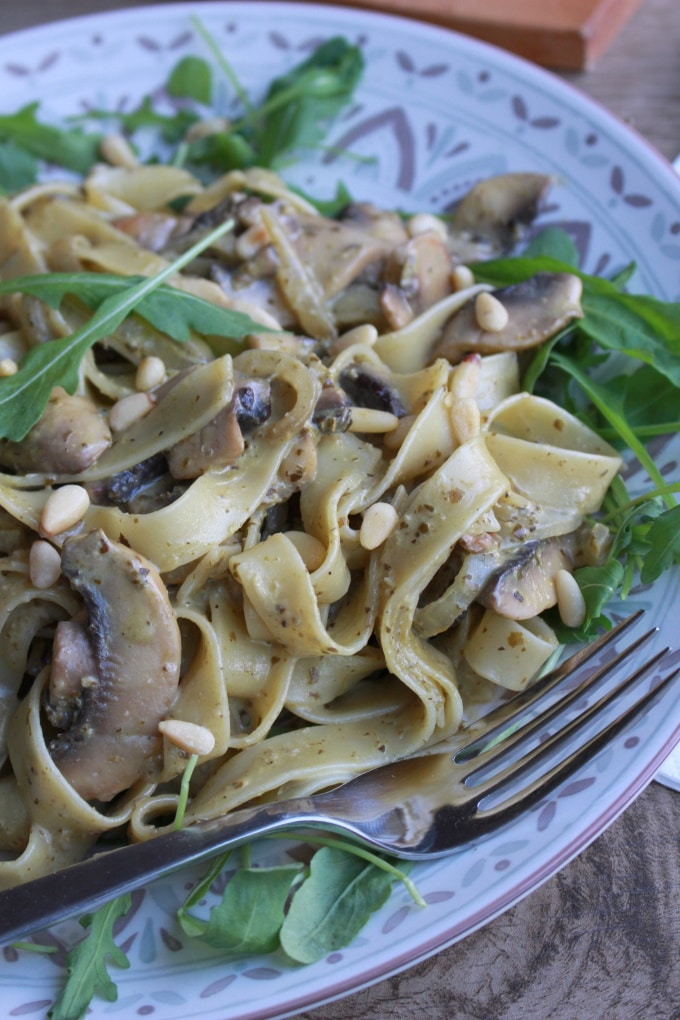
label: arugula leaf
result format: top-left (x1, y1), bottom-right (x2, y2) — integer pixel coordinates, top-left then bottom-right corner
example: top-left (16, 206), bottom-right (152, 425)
top-left (639, 504), bottom-right (680, 583)
top-left (184, 864), bottom-right (302, 955)
top-left (167, 55), bottom-right (213, 105)
top-left (49, 895), bottom-right (131, 1020)
top-left (279, 846), bottom-right (395, 964)
top-left (0, 217), bottom-right (235, 441)
top-left (75, 97), bottom-right (198, 145)
top-left (521, 225), bottom-right (580, 265)
top-left (0, 103), bottom-right (101, 174)
top-left (0, 272), bottom-right (270, 345)
top-left (243, 37), bottom-right (364, 167)
top-left (0, 139), bottom-right (38, 192)
top-left (473, 240), bottom-right (680, 389)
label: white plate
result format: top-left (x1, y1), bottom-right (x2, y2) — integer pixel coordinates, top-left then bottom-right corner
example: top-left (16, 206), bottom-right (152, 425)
top-left (1, 4), bottom-right (679, 1018)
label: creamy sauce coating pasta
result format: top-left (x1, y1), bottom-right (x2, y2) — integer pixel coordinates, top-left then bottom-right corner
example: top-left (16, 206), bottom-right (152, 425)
top-left (0, 165), bottom-right (621, 886)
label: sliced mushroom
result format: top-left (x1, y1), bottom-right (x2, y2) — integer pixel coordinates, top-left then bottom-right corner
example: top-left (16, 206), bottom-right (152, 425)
top-left (47, 529), bottom-right (182, 802)
top-left (432, 272), bottom-right (583, 364)
top-left (479, 536), bottom-right (573, 620)
top-left (338, 364), bottom-right (407, 417)
top-left (381, 230), bottom-right (454, 328)
top-left (166, 378), bottom-right (271, 479)
top-left (0, 389), bottom-right (112, 475)
top-left (447, 172), bottom-right (552, 261)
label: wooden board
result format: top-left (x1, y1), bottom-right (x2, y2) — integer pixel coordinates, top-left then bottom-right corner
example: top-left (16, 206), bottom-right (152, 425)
top-left (304, 0), bottom-right (645, 69)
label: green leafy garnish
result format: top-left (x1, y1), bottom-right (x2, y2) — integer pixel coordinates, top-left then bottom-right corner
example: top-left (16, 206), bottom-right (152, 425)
top-left (167, 55), bottom-right (213, 105)
top-left (181, 859), bottom-right (302, 955)
top-left (279, 845), bottom-right (396, 964)
top-left (0, 103), bottom-right (101, 182)
top-left (0, 217), bottom-right (244, 441)
top-left (49, 895), bottom-right (132, 1020)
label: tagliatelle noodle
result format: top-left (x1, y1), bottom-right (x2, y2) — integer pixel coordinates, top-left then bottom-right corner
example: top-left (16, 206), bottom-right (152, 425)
top-left (0, 164), bottom-right (624, 884)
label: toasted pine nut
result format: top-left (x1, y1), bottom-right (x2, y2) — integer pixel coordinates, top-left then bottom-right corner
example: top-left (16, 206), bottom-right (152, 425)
top-left (109, 391), bottom-right (155, 433)
top-left (286, 531), bottom-right (327, 571)
top-left (135, 355), bottom-right (166, 392)
top-left (382, 413), bottom-right (416, 451)
top-left (329, 323), bottom-right (379, 356)
top-left (29, 539), bottom-right (62, 588)
top-left (555, 568), bottom-right (586, 628)
top-left (407, 213), bottom-right (448, 241)
top-left (0, 358), bottom-right (18, 376)
top-left (475, 291), bottom-right (509, 332)
top-left (451, 397), bottom-right (481, 445)
top-left (359, 501), bottom-right (399, 550)
top-left (158, 719), bottom-right (216, 757)
top-left (348, 407), bottom-right (400, 434)
top-left (451, 265), bottom-right (475, 291)
top-left (99, 133), bottom-right (138, 168)
top-left (235, 223), bottom-right (270, 260)
top-left (40, 485), bottom-right (90, 538)
top-left (450, 355), bottom-right (481, 403)
top-left (185, 116), bottom-right (231, 142)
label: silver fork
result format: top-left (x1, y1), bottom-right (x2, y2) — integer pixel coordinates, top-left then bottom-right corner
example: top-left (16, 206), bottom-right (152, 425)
top-left (0, 610), bottom-right (677, 945)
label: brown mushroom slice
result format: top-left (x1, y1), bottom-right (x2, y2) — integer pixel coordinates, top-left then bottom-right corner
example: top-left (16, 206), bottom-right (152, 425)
top-left (167, 378), bottom-right (271, 479)
top-left (48, 529), bottom-right (182, 802)
top-left (0, 389), bottom-right (112, 475)
top-left (432, 272), bottom-right (583, 364)
top-left (447, 172), bottom-right (553, 260)
top-left (381, 231), bottom-right (454, 329)
top-left (479, 536), bottom-right (573, 621)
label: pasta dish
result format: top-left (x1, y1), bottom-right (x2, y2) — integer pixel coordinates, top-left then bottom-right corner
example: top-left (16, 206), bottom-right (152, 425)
top-left (0, 161), bottom-right (622, 888)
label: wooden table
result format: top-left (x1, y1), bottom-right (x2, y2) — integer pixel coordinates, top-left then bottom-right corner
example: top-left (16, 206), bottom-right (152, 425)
top-left (1, 1), bottom-right (679, 1018)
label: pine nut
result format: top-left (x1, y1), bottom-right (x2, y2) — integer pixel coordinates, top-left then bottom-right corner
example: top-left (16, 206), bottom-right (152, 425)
top-left (475, 291), bottom-right (509, 332)
top-left (109, 391), bottom-right (155, 433)
top-left (185, 116), bottom-right (231, 142)
top-left (135, 355), bottom-right (166, 392)
top-left (451, 265), bottom-right (475, 291)
top-left (158, 719), bottom-right (216, 757)
top-left (382, 413), bottom-right (416, 451)
top-left (29, 539), bottom-right (62, 588)
top-left (407, 212), bottom-right (448, 241)
top-left (348, 407), bottom-right (400, 434)
top-left (286, 531), bottom-right (327, 571)
top-left (235, 223), bottom-right (270, 260)
top-left (40, 485), bottom-right (90, 538)
top-left (99, 133), bottom-right (139, 168)
top-left (451, 397), bottom-right (481, 444)
top-left (0, 358), bottom-right (18, 376)
top-left (359, 501), bottom-right (399, 550)
top-left (555, 569), bottom-right (587, 628)
top-left (329, 323), bottom-right (379, 355)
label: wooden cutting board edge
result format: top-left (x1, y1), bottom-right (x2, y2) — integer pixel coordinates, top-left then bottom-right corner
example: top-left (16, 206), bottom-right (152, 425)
top-left (302, 0), bottom-right (646, 69)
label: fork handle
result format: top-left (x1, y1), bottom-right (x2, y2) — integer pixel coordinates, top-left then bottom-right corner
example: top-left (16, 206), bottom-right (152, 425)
top-left (0, 802), bottom-right (332, 945)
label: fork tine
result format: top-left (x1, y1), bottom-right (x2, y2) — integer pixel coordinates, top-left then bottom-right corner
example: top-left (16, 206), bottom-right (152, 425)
top-left (457, 625), bottom-right (658, 771)
top-left (454, 611), bottom-right (647, 763)
top-left (470, 654), bottom-right (677, 816)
